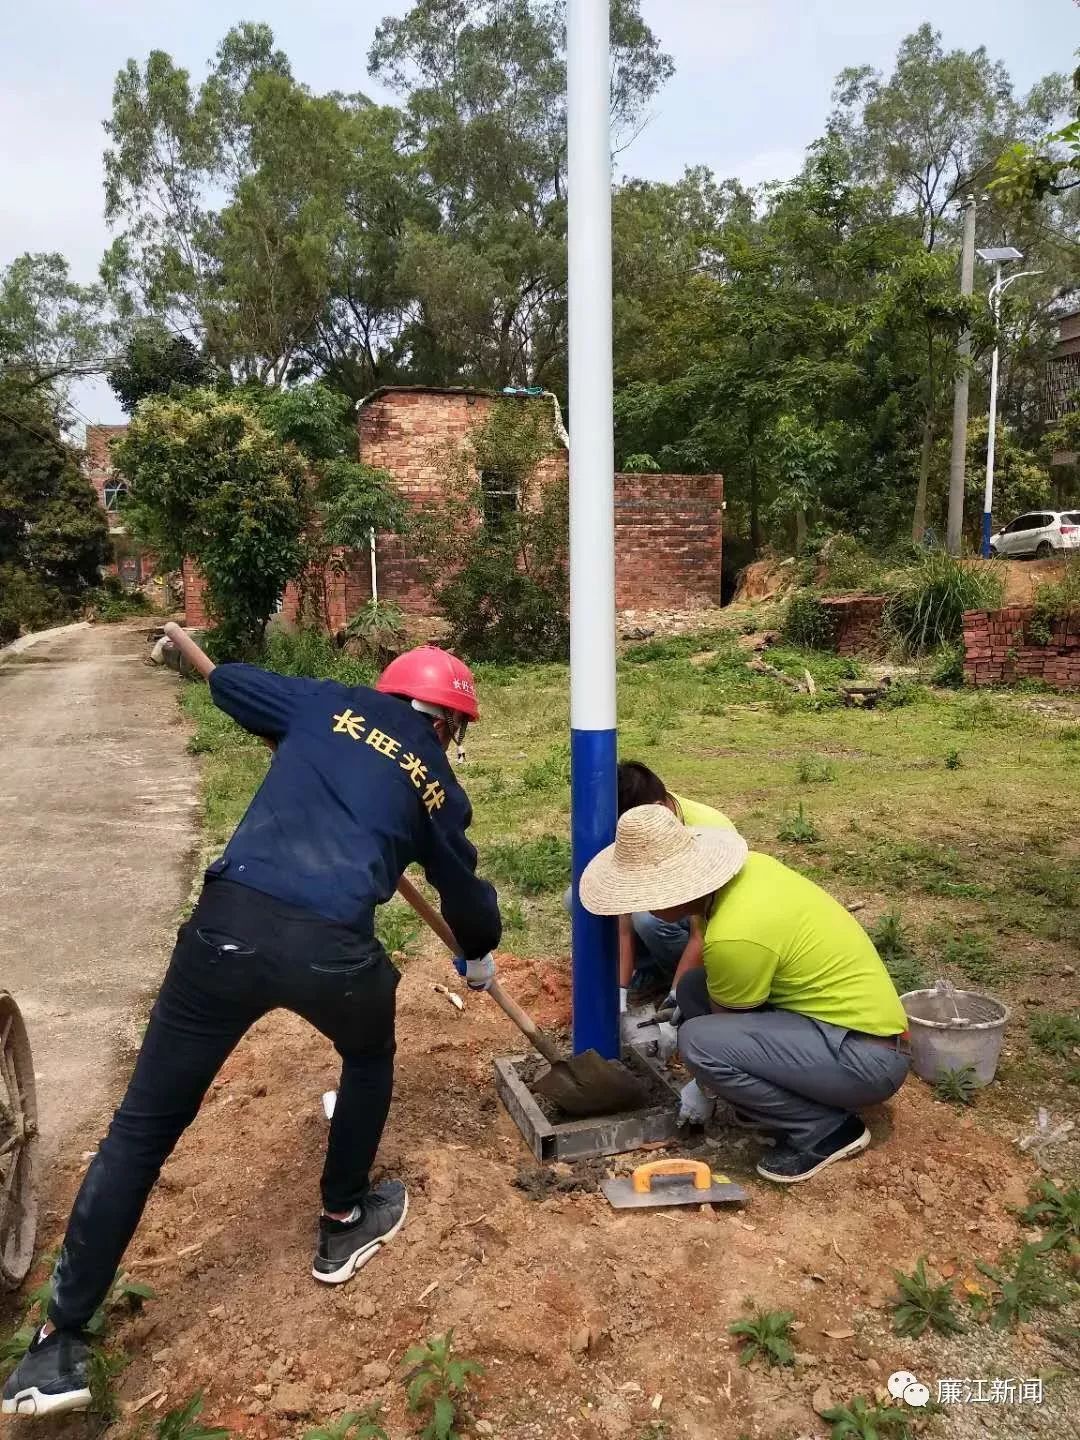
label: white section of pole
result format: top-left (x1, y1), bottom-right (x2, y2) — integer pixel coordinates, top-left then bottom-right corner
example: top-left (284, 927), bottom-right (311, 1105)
top-left (946, 195), bottom-right (977, 556)
top-left (369, 526), bottom-right (378, 604)
top-left (982, 264), bottom-right (1002, 557)
top-left (567, 0), bottom-right (616, 733)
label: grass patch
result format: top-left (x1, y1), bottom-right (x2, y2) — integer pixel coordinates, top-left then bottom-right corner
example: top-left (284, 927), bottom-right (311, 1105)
top-left (868, 911), bottom-right (926, 994)
top-left (1029, 1011), bottom-right (1080, 1058)
top-left (796, 756), bottom-right (837, 784)
top-left (376, 899), bottom-right (421, 959)
top-left (778, 802), bottom-right (820, 844)
top-left (487, 835), bottom-right (571, 895)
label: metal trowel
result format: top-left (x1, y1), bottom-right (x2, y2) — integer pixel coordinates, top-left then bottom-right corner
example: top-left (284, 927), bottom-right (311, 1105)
top-left (601, 1159), bottom-right (747, 1210)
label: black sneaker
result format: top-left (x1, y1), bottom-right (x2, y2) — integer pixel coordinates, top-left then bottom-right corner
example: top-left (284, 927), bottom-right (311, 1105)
top-left (755, 1115), bottom-right (870, 1184)
top-left (312, 1180), bottom-right (408, 1285)
top-left (2, 1326), bottom-right (92, 1417)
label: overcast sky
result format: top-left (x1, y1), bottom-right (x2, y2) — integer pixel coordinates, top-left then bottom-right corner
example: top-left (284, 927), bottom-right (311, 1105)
top-left (2, 0), bottom-right (1075, 426)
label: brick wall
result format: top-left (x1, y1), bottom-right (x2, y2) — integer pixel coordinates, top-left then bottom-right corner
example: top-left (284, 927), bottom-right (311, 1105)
top-left (613, 472), bottom-right (723, 609)
top-left (357, 387), bottom-right (723, 617)
top-left (85, 424), bottom-right (129, 532)
top-left (819, 595), bottom-right (889, 656)
top-left (963, 607), bottom-right (1080, 689)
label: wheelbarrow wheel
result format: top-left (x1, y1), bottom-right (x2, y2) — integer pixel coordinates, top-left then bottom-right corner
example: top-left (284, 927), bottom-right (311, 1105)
top-left (0, 991), bottom-right (39, 1289)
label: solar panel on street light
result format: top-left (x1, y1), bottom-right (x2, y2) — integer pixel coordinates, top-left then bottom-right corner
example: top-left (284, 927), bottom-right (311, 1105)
top-left (976, 246), bottom-right (1023, 262)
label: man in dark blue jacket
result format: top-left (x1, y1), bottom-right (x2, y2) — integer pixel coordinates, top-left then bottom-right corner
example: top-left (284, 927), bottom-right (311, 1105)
top-left (4, 639), bottom-right (500, 1418)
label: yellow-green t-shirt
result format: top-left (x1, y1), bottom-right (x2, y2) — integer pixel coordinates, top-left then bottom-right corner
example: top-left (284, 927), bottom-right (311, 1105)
top-left (702, 852), bottom-right (907, 1036)
top-left (671, 793), bottom-right (735, 830)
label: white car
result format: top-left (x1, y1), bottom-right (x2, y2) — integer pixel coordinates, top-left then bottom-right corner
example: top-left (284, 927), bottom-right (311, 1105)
top-left (989, 510), bottom-right (1080, 559)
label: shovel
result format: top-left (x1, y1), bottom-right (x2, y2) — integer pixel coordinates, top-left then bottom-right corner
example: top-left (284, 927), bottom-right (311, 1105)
top-left (396, 876), bottom-right (648, 1118)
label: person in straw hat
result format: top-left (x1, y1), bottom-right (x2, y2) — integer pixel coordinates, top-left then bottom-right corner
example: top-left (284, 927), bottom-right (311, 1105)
top-left (580, 806), bottom-right (910, 1183)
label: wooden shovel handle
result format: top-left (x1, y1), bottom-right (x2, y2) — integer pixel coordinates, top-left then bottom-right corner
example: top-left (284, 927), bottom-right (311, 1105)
top-left (395, 875), bottom-right (566, 1069)
top-left (631, 1159), bottom-right (712, 1194)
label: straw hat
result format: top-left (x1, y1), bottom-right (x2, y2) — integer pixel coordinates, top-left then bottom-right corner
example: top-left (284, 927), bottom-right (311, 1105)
top-left (579, 805), bottom-right (748, 916)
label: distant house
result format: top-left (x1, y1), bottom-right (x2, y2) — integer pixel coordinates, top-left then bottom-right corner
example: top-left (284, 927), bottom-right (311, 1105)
top-left (84, 424), bottom-right (162, 593)
top-left (1046, 309), bottom-right (1080, 465)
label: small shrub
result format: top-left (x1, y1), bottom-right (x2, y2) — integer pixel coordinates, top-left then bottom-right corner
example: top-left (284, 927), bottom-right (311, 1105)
top-left (796, 756), bottom-right (836, 784)
top-left (727, 1307), bottom-right (796, 1367)
top-left (0, 1323), bottom-right (36, 1380)
top-left (878, 677), bottom-right (927, 709)
top-left (778, 802), bottom-right (819, 844)
top-left (783, 593), bottom-right (835, 649)
top-left (342, 599), bottom-right (406, 665)
top-left (823, 1396), bottom-right (913, 1440)
top-left (1020, 1180), bottom-right (1080, 1249)
top-left (933, 1065), bottom-right (979, 1107)
top-left (891, 1257), bottom-right (964, 1337)
top-left (303, 1407), bottom-right (389, 1440)
top-left (869, 913), bottom-right (925, 994)
top-left (88, 1345), bottom-right (129, 1424)
top-left (487, 835), bottom-right (571, 894)
top-left (885, 552), bottom-right (1004, 654)
top-left (1029, 1011), bottom-right (1080, 1057)
top-left (1031, 558), bottom-right (1080, 623)
top-left (403, 1331), bottom-right (483, 1440)
top-left (944, 747), bottom-right (962, 770)
top-left (976, 1242), bottom-right (1064, 1329)
top-left (154, 1391), bottom-right (231, 1440)
top-left (930, 641), bottom-right (965, 687)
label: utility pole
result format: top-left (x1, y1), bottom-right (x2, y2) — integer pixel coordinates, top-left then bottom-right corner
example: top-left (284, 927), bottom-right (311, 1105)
top-left (946, 195), bottom-right (977, 555)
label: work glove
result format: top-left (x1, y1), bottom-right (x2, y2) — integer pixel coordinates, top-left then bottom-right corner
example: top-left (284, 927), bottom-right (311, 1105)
top-left (678, 1078), bottom-right (715, 1127)
top-left (453, 954), bottom-right (497, 991)
top-left (655, 990), bottom-right (680, 1025)
top-left (655, 1021), bottom-right (679, 1064)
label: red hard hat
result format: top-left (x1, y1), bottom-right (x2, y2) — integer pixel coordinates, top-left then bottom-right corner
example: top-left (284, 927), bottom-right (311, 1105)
top-left (376, 646), bottom-right (480, 721)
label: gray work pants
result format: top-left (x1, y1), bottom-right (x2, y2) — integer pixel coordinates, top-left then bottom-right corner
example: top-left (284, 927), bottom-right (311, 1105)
top-left (675, 969), bottom-right (909, 1151)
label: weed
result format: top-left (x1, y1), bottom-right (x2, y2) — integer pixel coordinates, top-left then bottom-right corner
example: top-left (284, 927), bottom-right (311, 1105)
top-left (938, 931), bottom-right (995, 984)
top-left (727, 1308), bottom-right (796, 1367)
top-left (342, 599), bottom-right (406, 664)
top-left (891, 1257), bottom-right (964, 1337)
top-left (796, 756), bottom-right (837, 784)
top-left (822, 1395), bottom-right (913, 1440)
top-left (88, 1344), bottom-right (129, 1424)
top-left (487, 835), bottom-right (571, 894)
top-left (0, 1323), bottom-right (36, 1379)
top-left (1029, 1011), bottom-right (1080, 1058)
top-left (868, 910), bottom-right (926, 993)
top-left (930, 641), bottom-right (965, 687)
top-left (303, 1407), bottom-right (389, 1440)
top-left (975, 1242), bottom-right (1065, 1329)
top-left (154, 1391), bottom-right (231, 1440)
top-left (1019, 1180), bottom-right (1080, 1250)
top-left (778, 802), bottom-right (819, 844)
top-left (944, 747), bottom-right (962, 770)
top-left (376, 899), bottom-right (421, 959)
top-left (403, 1332), bottom-right (484, 1440)
top-left (884, 551), bottom-right (1004, 654)
top-left (1017, 858), bottom-right (1079, 908)
top-left (783, 593), bottom-right (836, 649)
top-left (1059, 724), bottom-right (1080, 745)
top-left (932, 1065), bottom-right (979, 1107)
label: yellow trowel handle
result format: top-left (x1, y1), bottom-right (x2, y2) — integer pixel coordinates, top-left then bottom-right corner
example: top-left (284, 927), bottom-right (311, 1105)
top-left (631, 1159), bottom-right (712, 1194)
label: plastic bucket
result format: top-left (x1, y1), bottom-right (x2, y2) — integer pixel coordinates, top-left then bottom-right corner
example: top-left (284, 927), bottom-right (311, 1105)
top-left (900, 988), bottom-right (1010, 1085)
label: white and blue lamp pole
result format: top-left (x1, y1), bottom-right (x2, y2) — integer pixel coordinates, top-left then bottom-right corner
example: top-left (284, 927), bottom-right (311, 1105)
top-left (975, 246), bottom-right (1042, 558)
top-left (567, 0), bottom-right (619, 1059)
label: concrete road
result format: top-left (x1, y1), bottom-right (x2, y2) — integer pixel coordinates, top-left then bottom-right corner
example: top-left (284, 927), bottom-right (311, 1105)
top-left (0, 622), bottom-right (200, 1155)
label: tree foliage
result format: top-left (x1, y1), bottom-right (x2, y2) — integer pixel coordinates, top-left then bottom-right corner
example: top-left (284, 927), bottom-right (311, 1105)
top-left (0, 383), bottom-right (109, 640)
top-left (108, 323), bottom-right (212, 413)
top-left (0, 253), bottom-right (112, 397)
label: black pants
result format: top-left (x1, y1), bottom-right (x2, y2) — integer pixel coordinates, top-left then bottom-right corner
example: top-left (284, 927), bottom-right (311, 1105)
top-left (49, 880), bottom-right (398, 1332)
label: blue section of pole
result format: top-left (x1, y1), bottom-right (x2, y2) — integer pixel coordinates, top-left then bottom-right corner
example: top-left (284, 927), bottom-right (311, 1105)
top-left (570, 726), bottom-right (619, 1059)
top-left (981, 511), bottom-right (993, 558)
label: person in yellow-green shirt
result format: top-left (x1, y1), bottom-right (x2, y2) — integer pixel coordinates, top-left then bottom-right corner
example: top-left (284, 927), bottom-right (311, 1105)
top-left (615, 762), bottom-right (735, 1016)
top-left (580, 805), bottom-right (910, 1184)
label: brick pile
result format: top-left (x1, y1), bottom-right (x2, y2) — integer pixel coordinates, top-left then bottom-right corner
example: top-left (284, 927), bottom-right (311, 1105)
top-left (963, 607), bottom-right (1080, 689)
top-left (819, 595), bottom-right (889, 656)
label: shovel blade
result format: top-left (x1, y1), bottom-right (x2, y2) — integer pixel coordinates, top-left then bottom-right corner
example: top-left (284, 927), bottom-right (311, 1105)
top-left (534, 1050), bottom-right (650, 1118)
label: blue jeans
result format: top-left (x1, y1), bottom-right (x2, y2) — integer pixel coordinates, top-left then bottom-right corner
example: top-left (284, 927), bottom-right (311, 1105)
top-left (631, 912), bottom-right (691, 990)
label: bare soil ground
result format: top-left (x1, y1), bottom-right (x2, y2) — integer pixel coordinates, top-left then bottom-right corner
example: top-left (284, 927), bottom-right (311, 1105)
top-left (25, 946), bottom-right (1078, 1440)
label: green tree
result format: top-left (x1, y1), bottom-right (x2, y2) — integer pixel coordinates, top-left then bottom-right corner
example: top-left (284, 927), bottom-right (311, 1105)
top-left (368, 0), bottom-right (673, 387)
top-left (0, 253), bottom-right (111, 397)
top-left (993, 53), bottom-right (1080, 210)
top-left (0, 382), bottom-right (109, 640)
top-left (113, 388), bottom-right (307, 653)
top-left (108, 322), bottom-right (212, 413)
top-left (827, 24), bottom-right (1067, 249)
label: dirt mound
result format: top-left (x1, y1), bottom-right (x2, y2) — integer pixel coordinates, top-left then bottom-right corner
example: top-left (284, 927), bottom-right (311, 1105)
top-left (34, 950), bottom-right (1072, 1439)
top-left (731, 557), bottom-right (797, 604)
top-left (992, 556), bottom-right (1071, 607)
